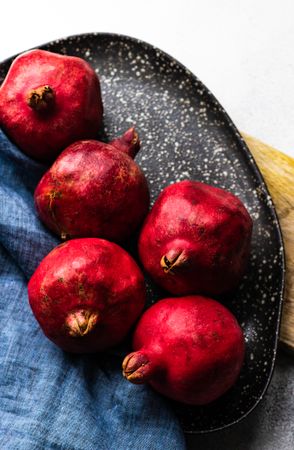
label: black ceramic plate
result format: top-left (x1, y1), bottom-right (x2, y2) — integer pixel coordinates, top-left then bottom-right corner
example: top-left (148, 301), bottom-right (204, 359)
top-left (0, 33), bottom-right (284, 433)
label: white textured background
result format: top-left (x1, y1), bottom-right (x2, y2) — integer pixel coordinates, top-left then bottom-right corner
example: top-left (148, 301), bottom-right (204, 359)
top-left (0, 0), bottom-right (294, 157)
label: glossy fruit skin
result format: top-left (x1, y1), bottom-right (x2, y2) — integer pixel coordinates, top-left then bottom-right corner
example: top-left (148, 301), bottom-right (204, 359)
top-left (138, 180), bottom-right (252, 296)
top-left (0, 49), bottom-right (103, 161)
top-left (34, 129), bottom-right (150, 242)
top-left (28, 238), bottom-right (146, 353)
top-left (122, 296), bottom-right (245, 405)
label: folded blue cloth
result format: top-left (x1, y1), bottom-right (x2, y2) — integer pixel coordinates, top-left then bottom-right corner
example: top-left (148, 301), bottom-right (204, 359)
top-left (0, 129), bottom-right (186, 450)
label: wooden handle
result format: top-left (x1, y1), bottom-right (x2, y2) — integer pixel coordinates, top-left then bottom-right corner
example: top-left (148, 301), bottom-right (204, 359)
top-left (242, 133), bottom-right (294, 350)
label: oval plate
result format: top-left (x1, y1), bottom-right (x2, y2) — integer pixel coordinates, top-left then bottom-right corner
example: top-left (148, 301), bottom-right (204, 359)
top-left (0, 33), bottom-right (285, 433)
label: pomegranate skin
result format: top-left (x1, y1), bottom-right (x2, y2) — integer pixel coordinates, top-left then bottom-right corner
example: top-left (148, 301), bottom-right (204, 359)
top-left (28, 238), bottom-right (146, 353)
top-left (138, 180), bottom-right (252, 296)
top-left (0, 49), bottom-right (103, 161)
top-left (34, 128), bottom-right (150, 242)
top-left (122, 296), bottom-right (245, 405)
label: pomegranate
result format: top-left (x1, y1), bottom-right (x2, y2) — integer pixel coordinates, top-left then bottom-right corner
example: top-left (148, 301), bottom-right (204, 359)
top-left (28, 238), bottom-right (146, 353)
top-left (0, 49), bottom-right (103, 161)
top-left (34, 128), bottom-right (150, 242)
top-left (138, 180), bottom-right (252, 296)
top-left (122, 296), bottom-right (245, 405)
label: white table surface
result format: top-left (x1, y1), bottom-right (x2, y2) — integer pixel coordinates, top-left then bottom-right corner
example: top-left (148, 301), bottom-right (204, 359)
top-left (1, 0), bottom-right (293, 158)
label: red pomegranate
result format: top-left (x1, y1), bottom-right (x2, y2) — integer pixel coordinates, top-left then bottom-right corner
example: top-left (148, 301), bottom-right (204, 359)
top-left (122, 296), bottom-right (245, 405)
top-left (34, 128), bottom-right (150, 242)
top-left (138, 180), bottom-right (252, 296)
top-left (0, 49), bottom-right (103, 161)
top-left (28, 238), bottom-right (146, 353)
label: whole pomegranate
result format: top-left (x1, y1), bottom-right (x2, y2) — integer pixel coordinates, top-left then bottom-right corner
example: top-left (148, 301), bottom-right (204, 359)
top-left (28, 238), bottom-right (146, 353)
top-left (138, 180), bottom-right (252, 296)
top-left (34, 128), bottom-right (150, 242)
top-left (122, 296), bottom-right (245, 405)
top-left (0, 49), bottom-right (103, 161)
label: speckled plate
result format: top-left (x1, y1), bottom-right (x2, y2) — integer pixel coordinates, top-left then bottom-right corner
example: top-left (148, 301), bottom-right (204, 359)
top-left (0, 33), bottom-right (285, 434)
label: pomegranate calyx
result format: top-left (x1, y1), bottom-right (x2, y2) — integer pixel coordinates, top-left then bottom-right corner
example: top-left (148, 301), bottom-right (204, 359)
top-left (122, 351), bottom-right (152, 384)
top-left (160, 249), bottom-right (188, 274)
top-left (27, 85), bottom-right (55, 112)
top-left (109, 127), bottom-right (141, 159)
top-left (65, 309), bottom-right (99, 337)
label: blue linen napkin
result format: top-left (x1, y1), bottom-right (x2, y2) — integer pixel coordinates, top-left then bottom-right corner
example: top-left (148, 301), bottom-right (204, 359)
top-left (0, 129), bottom-right (186, 450)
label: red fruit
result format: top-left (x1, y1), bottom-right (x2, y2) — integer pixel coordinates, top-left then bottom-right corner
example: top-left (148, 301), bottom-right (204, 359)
top-left (34, 128), bottom-right (150, 242)
top-left (0, 49), bottom-right (103, 161)
top-left (122, 296), bottom-right (245, 405)
top-left (28, 238), bottom-right (146, 353)
top-left (138, 180), bottom-right (252, 296)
